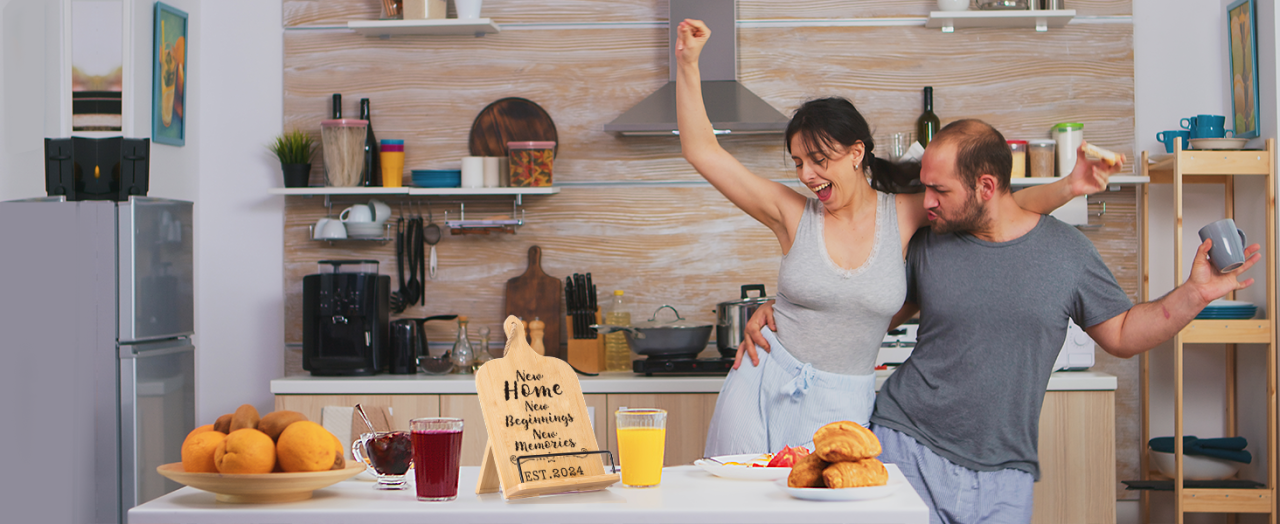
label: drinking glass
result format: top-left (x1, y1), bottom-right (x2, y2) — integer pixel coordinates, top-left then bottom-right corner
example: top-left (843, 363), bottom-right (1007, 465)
top-left (890, 132), bottom-right (916, 161)
top-left (351, 431), bottom-right (413, 490)
top-left (412, 417), bottom-right (464, 501)
top-left (615, 408), bottom-right (666, 488)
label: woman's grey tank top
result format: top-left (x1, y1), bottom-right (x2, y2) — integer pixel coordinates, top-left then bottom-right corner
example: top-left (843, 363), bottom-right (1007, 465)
top-left (773, 191), bottom-right (905, 375)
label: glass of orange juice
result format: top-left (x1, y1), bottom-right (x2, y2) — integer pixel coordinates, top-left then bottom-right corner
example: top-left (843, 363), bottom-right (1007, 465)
top-left (616, 408), bottom-right (666, 488)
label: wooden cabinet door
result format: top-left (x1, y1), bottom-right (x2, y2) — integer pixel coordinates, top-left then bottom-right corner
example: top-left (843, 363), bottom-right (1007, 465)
top-left (273, 394), bottom-right (440, 431)
top-left (605, 393), bottom-right (718, 467)
top-left (1031, 390), bottom-right (1116, 524)
top-left (441, 394), bottom-right (608, 467)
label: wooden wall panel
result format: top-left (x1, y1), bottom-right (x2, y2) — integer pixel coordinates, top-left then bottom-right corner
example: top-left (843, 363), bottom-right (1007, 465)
top-left (283, 0), bottom-right (1130, 27)
top-left (282, 0), bottom-right (1137, 501)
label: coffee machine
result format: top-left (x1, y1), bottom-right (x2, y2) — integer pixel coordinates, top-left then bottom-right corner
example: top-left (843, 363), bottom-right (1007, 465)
top-left (303, 260), bottom-right (390, 376)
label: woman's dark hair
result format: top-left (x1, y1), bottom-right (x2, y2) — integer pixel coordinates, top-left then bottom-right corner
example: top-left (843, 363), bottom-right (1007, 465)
top-left (784, 97), bottom-right (922, 194)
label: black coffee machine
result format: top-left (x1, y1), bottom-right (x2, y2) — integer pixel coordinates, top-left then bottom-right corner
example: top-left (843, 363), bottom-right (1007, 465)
top-left (303, 260), bottom-right (391, 376)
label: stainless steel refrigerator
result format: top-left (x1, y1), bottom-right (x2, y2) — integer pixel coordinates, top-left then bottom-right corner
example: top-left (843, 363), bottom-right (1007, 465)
top-left (0, 196), bottom-right (194, 524)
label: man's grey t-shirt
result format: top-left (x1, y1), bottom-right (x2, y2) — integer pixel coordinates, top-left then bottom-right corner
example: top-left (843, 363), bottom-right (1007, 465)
top-left (870, 215), bottom-right (1132, 480)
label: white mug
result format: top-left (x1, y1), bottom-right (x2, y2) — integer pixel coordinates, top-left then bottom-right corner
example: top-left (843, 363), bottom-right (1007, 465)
top-left (318, 219), bottom-right (347, 239)
top-left (340, 204), bottom-right (374, 223)
top-left (369, 199), bottom-right (392, 223)
top-left (461, 156), bottom-right (485, 189)
top-left (483, 157), bottom-right (501, 188)
top-left (454, 0), bottom-right (482, 19)
top-left (314, 218), bottom-right (334, 239)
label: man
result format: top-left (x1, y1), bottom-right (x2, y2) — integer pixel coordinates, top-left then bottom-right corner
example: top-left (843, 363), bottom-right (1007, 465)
top-left (740, 119), bottom-right (1260, 523)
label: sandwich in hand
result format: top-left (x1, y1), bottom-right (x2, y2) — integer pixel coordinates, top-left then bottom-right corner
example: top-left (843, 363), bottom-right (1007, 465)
top-left (1081, 142), bottom-right (1122, 166)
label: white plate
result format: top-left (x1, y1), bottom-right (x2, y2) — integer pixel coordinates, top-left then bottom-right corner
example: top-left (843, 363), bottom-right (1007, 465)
top-left (775, 475), bottom-right (904, 501)
top-left (1188, 138), bottom-right (1249, 150)
top-left (693, 453), bottom-right (790, 481)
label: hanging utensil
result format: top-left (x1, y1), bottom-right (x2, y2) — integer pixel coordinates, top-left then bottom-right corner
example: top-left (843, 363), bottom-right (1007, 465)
top-left (425, 206), bottom-right (442, 280)
top-left (390, 215), bottom-right (408, 313)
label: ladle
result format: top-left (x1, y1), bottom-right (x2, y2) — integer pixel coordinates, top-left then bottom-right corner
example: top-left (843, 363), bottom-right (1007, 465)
top-left (425, 208), bottom-right (442, 279)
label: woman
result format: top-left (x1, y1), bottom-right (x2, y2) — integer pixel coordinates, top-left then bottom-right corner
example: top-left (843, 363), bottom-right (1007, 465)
top-left (674, 19), bottom-right (1116, 456)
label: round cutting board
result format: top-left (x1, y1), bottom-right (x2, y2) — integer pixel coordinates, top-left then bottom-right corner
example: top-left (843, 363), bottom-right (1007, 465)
top-left (468, 98), bottom-right (558, 158)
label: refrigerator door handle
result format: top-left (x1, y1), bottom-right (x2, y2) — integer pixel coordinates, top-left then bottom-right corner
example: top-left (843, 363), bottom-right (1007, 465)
top-left (119, 340), bottom-right (194, 359)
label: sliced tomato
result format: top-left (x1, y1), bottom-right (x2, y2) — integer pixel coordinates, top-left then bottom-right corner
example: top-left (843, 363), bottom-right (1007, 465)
top-left (765, 445), bottom-right (810, 468)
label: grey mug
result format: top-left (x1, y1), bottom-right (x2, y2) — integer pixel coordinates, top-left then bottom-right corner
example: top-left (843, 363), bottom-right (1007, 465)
top-left (1198, 218), bottom-right (1248, 272)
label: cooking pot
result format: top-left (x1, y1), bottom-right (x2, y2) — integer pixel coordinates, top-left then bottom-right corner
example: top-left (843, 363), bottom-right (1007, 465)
top-left (714, 284), bottom-right (773, 356)
top-left (593, 305), bottom-right (713, 359)
top-left (388, 315), bottom-right (458, 374)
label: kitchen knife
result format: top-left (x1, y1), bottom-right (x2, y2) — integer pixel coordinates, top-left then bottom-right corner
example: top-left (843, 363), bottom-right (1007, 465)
top-left (585, 273), bottom-right (596, 337)
top-left (565, 277), bottom-right (575, 338)
top-left (574, 273), bottom-right (587, 339)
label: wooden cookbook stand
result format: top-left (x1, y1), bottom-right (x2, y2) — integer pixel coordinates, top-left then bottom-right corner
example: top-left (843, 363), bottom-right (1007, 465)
top-left (474, 316), bottom-right (619, 499)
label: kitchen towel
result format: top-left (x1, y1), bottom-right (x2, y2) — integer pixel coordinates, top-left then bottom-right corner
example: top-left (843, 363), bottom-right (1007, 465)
top-left (1149, 436), bottom-right (1252, 464)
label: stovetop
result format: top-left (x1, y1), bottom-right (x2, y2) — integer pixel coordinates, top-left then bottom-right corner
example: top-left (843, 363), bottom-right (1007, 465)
top-left (633, 356), bottom-right (734, 376)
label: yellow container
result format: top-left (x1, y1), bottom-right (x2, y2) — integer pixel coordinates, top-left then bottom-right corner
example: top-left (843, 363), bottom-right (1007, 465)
top-left (380, 140), bottom-right (404, 188)
top-left (616, 408), bottom-right (666, 488)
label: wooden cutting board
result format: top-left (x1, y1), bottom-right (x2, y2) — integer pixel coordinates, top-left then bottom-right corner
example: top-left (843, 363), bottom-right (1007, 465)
top-left (468, 98), bottom-right (559, 158)
top-left (504, 245), bottom-right (562, 359)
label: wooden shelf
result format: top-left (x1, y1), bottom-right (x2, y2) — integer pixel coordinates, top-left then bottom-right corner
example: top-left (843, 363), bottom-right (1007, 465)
top-left (269, 187), bottom-right (558, 196)
top-left (1146, 149), bottom-right (1271, 180)
top-left (1010, 175), bottom-right (1148, 186)
top-left (925, 9), bottom-right (1074, 32)
top-left (1181, 488), bottom-right (1273, 513)
top-left (1179, 319), bottom-right (1272, 344)
top-left (347, 19), bottom-right (500, 37)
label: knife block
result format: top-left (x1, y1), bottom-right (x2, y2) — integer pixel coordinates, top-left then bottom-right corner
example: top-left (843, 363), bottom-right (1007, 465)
top-left (566, 313), bottom-right (604, 373)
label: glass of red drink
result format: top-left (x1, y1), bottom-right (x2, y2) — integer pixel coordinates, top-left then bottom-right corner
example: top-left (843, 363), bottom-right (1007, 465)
top-left (411, 417), bottom-right (464, 502)
top-left (351, 430), bottom-right (413, 490)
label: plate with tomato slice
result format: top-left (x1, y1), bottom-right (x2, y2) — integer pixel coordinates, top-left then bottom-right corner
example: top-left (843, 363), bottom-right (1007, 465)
top-left (693, 446), bottom-right (810, 481)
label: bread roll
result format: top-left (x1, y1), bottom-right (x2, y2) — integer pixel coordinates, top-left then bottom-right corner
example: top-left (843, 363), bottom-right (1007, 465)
top-left (822, 458), bottom-right (889, 489)
top-left (814, 421), bottom-right (881, 462)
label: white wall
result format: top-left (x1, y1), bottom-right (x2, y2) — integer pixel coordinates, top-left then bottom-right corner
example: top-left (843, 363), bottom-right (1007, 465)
top-left (1133, 1), bottom-right (1278, 523)
top-left (0, 0), bottom-right (285, 423)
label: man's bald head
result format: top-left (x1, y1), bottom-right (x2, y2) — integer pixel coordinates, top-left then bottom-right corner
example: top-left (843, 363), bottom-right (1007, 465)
top-left (930, 119), bottom-right (1012, 193)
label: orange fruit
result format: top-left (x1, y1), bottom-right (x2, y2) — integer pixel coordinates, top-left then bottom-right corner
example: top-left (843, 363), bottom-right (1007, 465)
top-left (181, 430), bottom-right (226, 473)
top-left (185, 424), bottom-right (215, 441)
top-left (214, 429), bottom-right (276, 474)
top-left (277, 421), bottom-right (339, 472)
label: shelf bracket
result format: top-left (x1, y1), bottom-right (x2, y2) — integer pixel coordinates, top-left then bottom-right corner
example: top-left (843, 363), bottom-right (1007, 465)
top-left (942, 20), bottom-right (954, 33)
top-left (1036, 17), bottom-right (1048, 32)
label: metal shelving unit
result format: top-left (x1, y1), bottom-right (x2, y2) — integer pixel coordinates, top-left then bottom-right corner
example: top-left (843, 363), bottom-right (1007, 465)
top-left (1139, 139), bottom-right (1277, 523)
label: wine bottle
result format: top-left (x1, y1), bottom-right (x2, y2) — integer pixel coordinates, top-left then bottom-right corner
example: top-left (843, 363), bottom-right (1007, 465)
top-left (331, 93), bottom-right (342, 119)
top-left (360, 98), bottom-right (381, 187)
top-left (916, 86), bottom-right (940, 148)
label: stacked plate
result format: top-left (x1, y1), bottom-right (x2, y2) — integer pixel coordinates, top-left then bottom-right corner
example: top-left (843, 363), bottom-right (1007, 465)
top-left (411, 169), bottom-right (461, 188)
top-left (345, 222), bottom-right (387, 238)
top-left (1196, 299), bottom-right (1257, 320)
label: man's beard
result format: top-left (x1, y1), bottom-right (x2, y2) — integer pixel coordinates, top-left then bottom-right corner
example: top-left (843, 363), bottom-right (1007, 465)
top-left (931, 188), bottom-right (989, 235)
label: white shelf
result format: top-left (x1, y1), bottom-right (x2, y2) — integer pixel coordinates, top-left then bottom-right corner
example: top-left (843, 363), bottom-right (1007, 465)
top-left (269, 187), bottom-right (559, 196)
top-left (1011, 175), bottom-right (1149, 186)
top-left (926, 9), bottom-right (1075, 32)
top-left (347, 18), bottom-right (500, 37)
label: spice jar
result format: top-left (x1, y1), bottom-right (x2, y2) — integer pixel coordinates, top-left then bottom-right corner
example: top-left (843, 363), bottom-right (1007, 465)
top-left (1051, 123), bottom-right (1083, 177)
top-left (507, 141), bottom-right (556, 187)
top-left (1008, 140), bottom-right (1028, 179)
top-left (1028, 139), bottom-right (1056, 178)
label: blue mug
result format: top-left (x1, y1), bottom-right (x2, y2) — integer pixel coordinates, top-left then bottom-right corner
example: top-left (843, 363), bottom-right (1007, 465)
top-left (1181, 114), bottom-right (1230, 139)
top-left (1156, 130), bottom-right (1192, 153)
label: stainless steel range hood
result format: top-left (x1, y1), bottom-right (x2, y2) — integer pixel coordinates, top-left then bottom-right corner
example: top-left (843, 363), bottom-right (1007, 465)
top-left (604, 0), bottom-right (789, 136)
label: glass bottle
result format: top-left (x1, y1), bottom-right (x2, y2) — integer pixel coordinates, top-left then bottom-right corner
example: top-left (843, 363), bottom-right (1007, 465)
top-left (604, 290), bottom-right (632, 372)
top-left (450, 316), bottom-right (474, 374)
top-left (471, 326), bottom-right (492, 372)
top-left (916, 87), bottom-right (940, 148)
top-left (359, 98), bottom-right (381, 187)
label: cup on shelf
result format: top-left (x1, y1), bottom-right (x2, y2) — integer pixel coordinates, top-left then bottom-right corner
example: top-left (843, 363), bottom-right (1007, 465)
top-left (461, 156), bottom-right (485, 189)
top-left (1157, 130), bottom-right (1192, 153)
top-left (369, 199), bottom-right (392, 224)
top-left (1198, 218), bottom-right (1248, 272)
top-left (317, 219), bottom-right (347, 239)
top-left (380, 139), bottom-right (405, 188)
top-left (340, 204), bottom-right (374, 223)
top-left (482, 156), bottom-right (502, 188)
top-left (1181, 115), bottom-right (1230, 139)
top-left (454, 0), bottom-right (482, 19)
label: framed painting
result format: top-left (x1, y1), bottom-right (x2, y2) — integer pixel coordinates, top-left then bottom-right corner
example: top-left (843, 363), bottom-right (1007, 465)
top-left (152, 2), bottom-right (187, 146)
top-left (1228, 0), bottom-right (1259, 139)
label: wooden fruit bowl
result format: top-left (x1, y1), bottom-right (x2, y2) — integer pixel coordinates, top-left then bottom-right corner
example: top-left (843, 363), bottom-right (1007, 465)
top-left (156, 462), bottom-right (364, 503)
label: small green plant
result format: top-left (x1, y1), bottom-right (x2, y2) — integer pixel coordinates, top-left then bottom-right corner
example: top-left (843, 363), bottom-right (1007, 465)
top-left (268, 129), bottom-right (315, 165)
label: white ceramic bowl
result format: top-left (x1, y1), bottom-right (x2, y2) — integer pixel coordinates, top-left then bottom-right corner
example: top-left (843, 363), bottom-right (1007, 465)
top-left (1149, 449), bottom-right (1242, 480)
top-left (344, 222), bottom-right (387, 238)
top-left (937, 0), bottom-right (970, 11)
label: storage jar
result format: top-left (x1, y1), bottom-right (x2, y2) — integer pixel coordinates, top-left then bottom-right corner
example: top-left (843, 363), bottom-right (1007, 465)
top-left (1008, 140), bottom-right (1028, 179)
top-left (1028, 139), bottom-right (1056, 178)
top-left (507, 141), bottom-right (556, 187)
top-left (1051, 123), bottom-right (1083, 177)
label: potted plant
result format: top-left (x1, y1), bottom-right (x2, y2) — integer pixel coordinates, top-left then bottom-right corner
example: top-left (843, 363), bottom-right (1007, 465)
top-left (269, 129), bottom-right (315, 188)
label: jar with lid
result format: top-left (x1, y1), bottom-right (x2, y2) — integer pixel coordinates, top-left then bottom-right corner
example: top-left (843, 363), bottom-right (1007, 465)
top-left (507, 141), bottom-right (556, 187)
top-left (1028, 139), bottom-right (1056, 178)
top-left (1051, 123), bottom-right (1083, 177)
top-left (1007, 140), bottom-right (1028, 179)
top-left (979, 0), bottom-right (1029, 9)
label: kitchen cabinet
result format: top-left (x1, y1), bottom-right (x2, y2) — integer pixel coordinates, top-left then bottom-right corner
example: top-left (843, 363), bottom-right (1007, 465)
top-left (1138, 140), bottom-right (1277, 523)
top-left (605, 394), bottom-right (719, 467)
top-left (273, 394), bottom-right (441, 431)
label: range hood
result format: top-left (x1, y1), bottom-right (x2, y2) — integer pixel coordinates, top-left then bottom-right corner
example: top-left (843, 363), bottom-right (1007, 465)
top-left (604, 0), bottom-right (789, 136)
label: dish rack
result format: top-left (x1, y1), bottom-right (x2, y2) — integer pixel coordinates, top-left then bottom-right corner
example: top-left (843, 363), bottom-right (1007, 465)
top-left (443, 202), bottom-right (524, 235)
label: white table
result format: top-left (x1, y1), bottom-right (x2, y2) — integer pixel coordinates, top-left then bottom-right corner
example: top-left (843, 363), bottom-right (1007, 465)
top-left (130, 465), bottom-right (929, 523)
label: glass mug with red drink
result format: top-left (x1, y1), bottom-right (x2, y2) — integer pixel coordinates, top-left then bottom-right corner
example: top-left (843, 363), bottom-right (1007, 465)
top-left (411, 417), bottom-right (464, 501)
top-left (351, 430), bottom-right (413, 490)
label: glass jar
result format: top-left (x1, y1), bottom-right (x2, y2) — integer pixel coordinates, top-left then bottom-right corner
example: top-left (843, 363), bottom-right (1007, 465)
top-left (507, 141), bottom-right (556, 187)
top-left (1007, 140), bottom-right (1028, 179)
top-left (1051, 123), bottom-right (1083, 177)
top-left (471, 326), bottom-right (492, 372)
top-left (979, 0), bottom-right (1029, 8)
top-left (1028, 139), bottom-right (1056, 178)
top-left (450, 316), bottom-right (474, 374)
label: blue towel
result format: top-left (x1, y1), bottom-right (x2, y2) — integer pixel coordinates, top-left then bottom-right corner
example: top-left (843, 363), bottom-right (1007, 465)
top-left (1149, 436), bottom-right (1252, 464)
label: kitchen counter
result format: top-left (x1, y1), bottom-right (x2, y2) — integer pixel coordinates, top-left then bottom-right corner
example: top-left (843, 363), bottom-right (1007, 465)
top-left (270, 369), bottom-right (1117, 395)
top-left (128, 465), bottom-right (929, 524)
